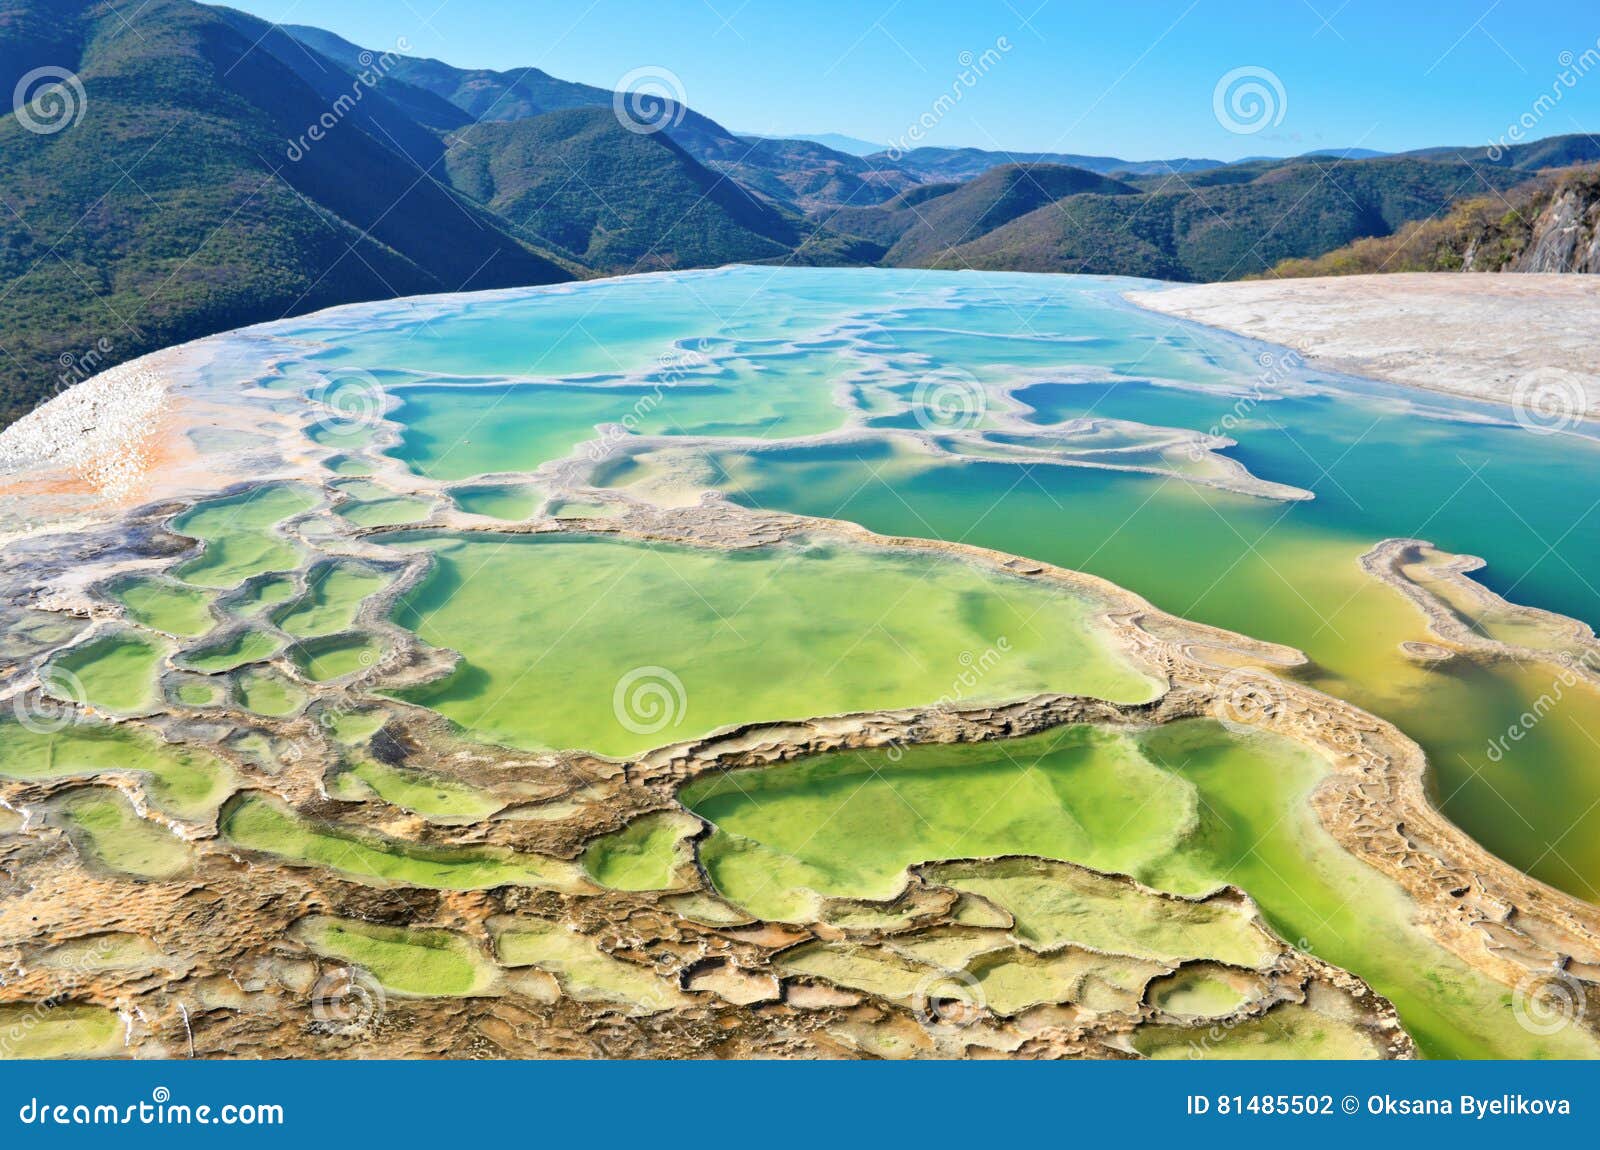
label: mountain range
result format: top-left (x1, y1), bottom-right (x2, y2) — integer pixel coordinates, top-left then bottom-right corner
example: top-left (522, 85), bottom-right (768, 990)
top-left (1, 0), bottom-right (1597, 427)
top-left (742, 132), bottom-right (882, 158)
top-left (1269, 163), bottom-right (1600, 277)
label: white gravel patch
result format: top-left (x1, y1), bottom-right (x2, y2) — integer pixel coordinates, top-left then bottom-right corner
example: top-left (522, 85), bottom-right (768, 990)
top-left (1126, 273), bottom-right (1600, 422)
top-left (0, 361), bottom-right (169, 499)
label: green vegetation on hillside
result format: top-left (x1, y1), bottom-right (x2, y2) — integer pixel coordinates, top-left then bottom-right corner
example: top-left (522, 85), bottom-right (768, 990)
top-left (901, 158), bottom-right (1534, 280)
top-left (442, 107), bottom-right (799, 272)
top-left (1267, 165), bottom-right (1600, 277)
top-left (0, 0), bottom-right (569, 426)
top-left (874, 164), bottom-right (1138, 265)
top-left (4, 0), bottom-right (1599, 431)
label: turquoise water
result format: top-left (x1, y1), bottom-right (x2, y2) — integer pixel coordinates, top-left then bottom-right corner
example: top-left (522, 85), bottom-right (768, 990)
top-left (384, 531), bottom-right (1158, 757)
top-left (295, 268), bottom-right (960, 380)
top-left (387, 350), bottom-right (850, 480)
top-left (247, 263), bottom-right (1600, 960)
top-left (269, 268), bottom-right (1600, 901)
top-left (707, 428), bottom-right (1600, 899)
top-left (558, 274), bottom-right (1600, 901)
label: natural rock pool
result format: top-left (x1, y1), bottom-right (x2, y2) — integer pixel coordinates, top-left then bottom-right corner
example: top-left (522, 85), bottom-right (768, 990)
top-left (2, 266), bottom-right (1597, 1060)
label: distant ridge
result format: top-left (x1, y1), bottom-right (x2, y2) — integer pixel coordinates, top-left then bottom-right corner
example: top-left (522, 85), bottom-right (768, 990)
top-left (748, 132), bottom-right (883, 157)
top-left (1268, 164), bottom-right (1600, 277)
top-left (1236, 147), bottom-right (1392, 163)
top-left (856, 156), bottom-right (1558, 281)
top-left (1, 0), bottom-right (1597, 430)
top-left (441, 107), bottom-right (851, 272)
top-left (877, 146), bottom-right (1228, 181)
top-left (0, 0), bottom-right (572, 428)
top-left (830, 164), bottom-right (1140, 266)
top-left (1301, 146), bottom-right (1389, 159)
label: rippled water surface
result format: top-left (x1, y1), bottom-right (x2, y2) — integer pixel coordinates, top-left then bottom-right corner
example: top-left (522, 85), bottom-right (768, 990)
top-left (288, 268), bottom-right (1600, 897)
top-left (101, 265), bottom-right (1598, 1059)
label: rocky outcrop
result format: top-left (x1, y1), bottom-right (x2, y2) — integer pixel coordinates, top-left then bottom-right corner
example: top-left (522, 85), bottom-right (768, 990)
top-left (1266, 166), bottom-right (1600, 278)
top-left (1511, 170), bottom-right (1600, 273)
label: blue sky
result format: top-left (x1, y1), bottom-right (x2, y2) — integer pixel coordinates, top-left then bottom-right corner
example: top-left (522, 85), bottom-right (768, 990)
top-left (224, 0), bottom-right (1600, 160)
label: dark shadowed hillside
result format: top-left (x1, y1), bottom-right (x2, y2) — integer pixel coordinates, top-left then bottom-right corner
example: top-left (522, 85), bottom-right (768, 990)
top-left (905, 158), bottom-right (1537, 280)
top-left (879, 145), bottom-right (1225, 181)
top-left (285, 23), bottom-right (919, 212)
top-left (442, 107), bottom-right (802, 272)
top-left (286, 23), bottom-right (617, 124)
top-left (1269, 165), bottom-right (1600, 277)
top-left (866, 165), bottom-right (1140, 265)
top-left (0, 0), bottom-right (569, 425)
top-left (4, 0), bottom-right (1599, 430)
